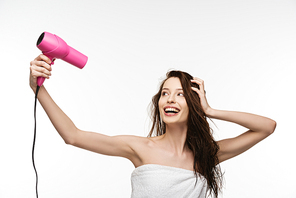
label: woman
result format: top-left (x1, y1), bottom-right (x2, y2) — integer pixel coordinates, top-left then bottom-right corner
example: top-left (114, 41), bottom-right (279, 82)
top-left (30, 54), bottom-right (276, 198)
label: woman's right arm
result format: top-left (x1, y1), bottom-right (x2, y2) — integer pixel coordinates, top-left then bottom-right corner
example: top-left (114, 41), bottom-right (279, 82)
top-left (29, 55), bottom-right (142, 163)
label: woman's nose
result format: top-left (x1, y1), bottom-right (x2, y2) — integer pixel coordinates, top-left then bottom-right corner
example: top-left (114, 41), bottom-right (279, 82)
top-left (167, 95), bottom-right (176, 103)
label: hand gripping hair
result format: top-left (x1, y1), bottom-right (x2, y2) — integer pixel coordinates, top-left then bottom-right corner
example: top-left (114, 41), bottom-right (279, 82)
top-left (36, 31), bottom-right (88, 86)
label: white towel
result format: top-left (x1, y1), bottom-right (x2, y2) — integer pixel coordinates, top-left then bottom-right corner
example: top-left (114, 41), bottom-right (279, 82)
top-left (131, 164), bottom-right (208, 198)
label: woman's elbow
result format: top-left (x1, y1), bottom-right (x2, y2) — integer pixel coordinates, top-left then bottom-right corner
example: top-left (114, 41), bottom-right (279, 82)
top-left (63, 128), bottom-right (79, 145)
top-left (64, 137), bottom-right (75, 145)
top-left (266, 119), bottom-right (277, 135)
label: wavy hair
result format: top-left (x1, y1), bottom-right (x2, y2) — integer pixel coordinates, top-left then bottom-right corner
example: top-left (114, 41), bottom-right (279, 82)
top-left (148, 70), bottom-right (223, 197)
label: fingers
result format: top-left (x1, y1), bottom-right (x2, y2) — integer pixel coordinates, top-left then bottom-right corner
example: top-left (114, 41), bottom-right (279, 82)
top-left (31, 54), bottom-right (52, 70)
top-left (34, 54), bottom-right (52, 65)
top-left (30, 64), bottom-right (51, 79)
top-left (30, 54), bottom-right (52, 79)
top-left (190, 77), bottom-right (206, 95)
top-left (30, 60), bottom-right (52, 71)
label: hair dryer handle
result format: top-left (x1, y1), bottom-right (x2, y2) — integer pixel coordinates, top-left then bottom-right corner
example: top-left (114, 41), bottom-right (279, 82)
top-left (37, 55), bottom-right (55, 87)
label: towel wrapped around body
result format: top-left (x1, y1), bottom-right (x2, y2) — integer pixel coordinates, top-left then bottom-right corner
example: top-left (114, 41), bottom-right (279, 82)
top-left (131, 164), bottom-right (208, 198)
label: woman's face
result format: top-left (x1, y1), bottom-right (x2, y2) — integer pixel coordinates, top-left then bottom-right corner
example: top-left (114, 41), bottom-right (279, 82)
top-left (158, 77), bottom-right (189, 126)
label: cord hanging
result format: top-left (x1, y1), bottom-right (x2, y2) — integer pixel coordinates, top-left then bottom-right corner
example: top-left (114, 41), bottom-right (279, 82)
top-left (32, 85), bottom-right (40, 198)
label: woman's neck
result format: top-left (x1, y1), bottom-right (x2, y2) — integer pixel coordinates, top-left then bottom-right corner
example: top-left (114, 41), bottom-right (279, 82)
top-left (162, 124), bottom-right (188, 156)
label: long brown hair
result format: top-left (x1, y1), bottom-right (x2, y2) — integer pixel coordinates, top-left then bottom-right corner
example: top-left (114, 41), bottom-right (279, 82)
top-left (148, 70), bottom-right (223, 197)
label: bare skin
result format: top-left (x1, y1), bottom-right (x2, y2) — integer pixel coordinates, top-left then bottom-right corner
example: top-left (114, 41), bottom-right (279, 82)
top-left (30, 54), bottom-right (276, 171)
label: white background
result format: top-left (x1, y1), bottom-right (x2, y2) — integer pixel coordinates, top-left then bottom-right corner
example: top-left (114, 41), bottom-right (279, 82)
top-left (1, 0), bottom-right (295, 197)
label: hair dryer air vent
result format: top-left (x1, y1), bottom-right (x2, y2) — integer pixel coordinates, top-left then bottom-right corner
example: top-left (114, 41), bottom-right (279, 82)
top-left (36, 32), bottom-right (45, 46)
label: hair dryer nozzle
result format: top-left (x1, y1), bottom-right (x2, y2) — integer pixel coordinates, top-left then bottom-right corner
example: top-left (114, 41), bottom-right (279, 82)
top-left (36, 32), bottom-right (45, 46)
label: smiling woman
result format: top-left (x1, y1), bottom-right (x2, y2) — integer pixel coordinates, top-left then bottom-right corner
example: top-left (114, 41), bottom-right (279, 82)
top-left (148, 71), bottom-right (222, 197)
top-left (29, 56), bottom-right (276, 198)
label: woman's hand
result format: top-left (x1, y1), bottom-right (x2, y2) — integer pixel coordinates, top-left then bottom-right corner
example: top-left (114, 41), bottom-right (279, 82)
top-left (190, 77), bottom-right (276, 164)
top-left (29, 54), bottom-right (52, 91)
top-left (190, 77), bottom-right (213, 117)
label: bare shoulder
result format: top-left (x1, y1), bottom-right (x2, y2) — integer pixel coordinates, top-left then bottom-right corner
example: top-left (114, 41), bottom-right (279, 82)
top-left (113, 134), bottom-right (186, 168)
top-left (115, 134), bottom-right (151, 145)
top-left (128, 134), bottom-right (195, 171)
top-left (117, 135), bottom-right (162, 167)
top-left (116, 134), bottom-right (160, 147)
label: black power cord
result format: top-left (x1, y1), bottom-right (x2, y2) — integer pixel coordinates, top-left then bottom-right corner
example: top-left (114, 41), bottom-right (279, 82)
top-left (32, 85), bottom-right (40, 198)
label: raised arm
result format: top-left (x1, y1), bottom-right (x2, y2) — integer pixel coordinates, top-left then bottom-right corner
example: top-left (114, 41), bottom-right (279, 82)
top-left (29, 54), bottom-right (140, 162)
top-left (207, 109), bottom-right (276, 163)
top-left (190, 77), bottom-right (276, 163)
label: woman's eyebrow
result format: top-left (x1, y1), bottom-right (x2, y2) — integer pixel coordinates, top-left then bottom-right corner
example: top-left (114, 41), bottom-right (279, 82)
top-left (162, 88), bottom-right (183, 90)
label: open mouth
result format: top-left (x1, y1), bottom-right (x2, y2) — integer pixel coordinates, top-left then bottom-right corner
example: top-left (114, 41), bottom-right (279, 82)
top-left (164, 107), bottom-right (180, 116)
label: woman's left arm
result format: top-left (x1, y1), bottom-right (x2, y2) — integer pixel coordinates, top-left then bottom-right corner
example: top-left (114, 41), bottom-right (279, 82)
top-left (191, 78), bottom-right (277, 163)
top-left (208, 109), bottom-right (276, 163)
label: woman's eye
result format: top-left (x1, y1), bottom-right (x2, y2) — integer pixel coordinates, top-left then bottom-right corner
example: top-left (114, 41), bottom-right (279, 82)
top-left (162, 92), bottom-right (168, 96)
top-left (178, 93), bottom-right (184, 96)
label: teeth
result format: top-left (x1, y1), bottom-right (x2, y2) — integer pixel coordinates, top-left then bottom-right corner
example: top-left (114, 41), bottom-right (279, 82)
top-left (165, 108), bottom-right (180, 113)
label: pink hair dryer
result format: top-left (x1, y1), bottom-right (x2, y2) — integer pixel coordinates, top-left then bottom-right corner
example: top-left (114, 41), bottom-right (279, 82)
top-left (36, 31), bottom-right (88, 86)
